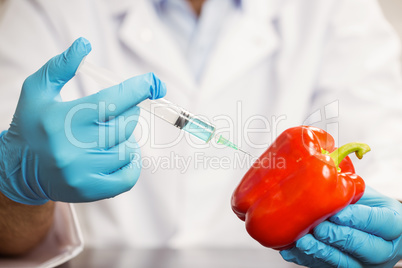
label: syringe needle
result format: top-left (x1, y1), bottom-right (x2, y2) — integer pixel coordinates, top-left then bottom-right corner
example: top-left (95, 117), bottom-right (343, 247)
top-left (216, 135), bottom-right (256, 158)
top-left (237, 148), bottom-right (255, 158)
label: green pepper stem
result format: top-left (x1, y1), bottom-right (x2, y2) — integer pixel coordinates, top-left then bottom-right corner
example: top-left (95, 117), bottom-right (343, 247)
top-left (329, 142), bottom-right (371, 169)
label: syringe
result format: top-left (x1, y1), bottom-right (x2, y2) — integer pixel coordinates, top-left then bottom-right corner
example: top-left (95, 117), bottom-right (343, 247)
top-left (76, 60), bottom-right (255, 157)
top-left (76, 60), bottom-right (216, 143)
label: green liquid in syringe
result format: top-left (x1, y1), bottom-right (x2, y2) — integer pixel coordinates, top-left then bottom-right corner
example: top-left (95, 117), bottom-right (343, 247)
top-left (181, 118), bottom-right (216, 142)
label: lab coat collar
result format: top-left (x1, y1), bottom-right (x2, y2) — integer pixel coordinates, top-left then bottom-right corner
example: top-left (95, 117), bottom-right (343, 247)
top-left (117, 0), bottom-right (289, 93)
top-left (117, 0), bottom-right (195, 90)
top-left (104, 0), bottom-right (133, 17)
top-left (151, 0), bottom-right (243, 9)
top-left (199, 0), bottom-right (287, 93)
top-left (106, 0), bottom-right (242, 18)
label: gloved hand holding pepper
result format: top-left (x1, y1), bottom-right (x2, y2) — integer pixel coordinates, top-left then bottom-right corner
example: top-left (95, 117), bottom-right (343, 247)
top-left (280, 186), bottom-right (402, 267)
top-left (0, 38), bottom-right (166, 205)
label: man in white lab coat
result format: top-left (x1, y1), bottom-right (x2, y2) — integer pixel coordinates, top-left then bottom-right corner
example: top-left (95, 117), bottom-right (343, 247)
top-left (1, 0), bottom-right (402, 267)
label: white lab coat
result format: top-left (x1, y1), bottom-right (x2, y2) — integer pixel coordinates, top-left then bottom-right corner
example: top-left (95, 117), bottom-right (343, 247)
top-left (1, 0), bottom-right (402, 266)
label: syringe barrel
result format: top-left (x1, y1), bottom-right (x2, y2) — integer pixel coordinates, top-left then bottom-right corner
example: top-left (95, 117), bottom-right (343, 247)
top-left (136, 96), bottom-right (216, 142)
top-left (76, 60), bottom-right (216, 143)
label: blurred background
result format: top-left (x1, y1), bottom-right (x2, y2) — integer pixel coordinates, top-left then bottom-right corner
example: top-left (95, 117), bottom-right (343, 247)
top-left (379, 0), bottom-right (402, 63)
top-left (0, 0), bottom-right (401, 60)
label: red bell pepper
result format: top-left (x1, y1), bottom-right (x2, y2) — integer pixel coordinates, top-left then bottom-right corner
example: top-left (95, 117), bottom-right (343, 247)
top-left (231, 126), bottom-right (369, 250)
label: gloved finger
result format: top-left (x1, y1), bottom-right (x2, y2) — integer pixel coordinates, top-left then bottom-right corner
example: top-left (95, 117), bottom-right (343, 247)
top-left (96, 156), bottom-right (142, 199)
top-left (92, 136), bottom-right (141, 174)
top-left (97, 106), bottom-right (141, 149)
top-left (78, 72), bottom-right (167, 122)
top-left (357, 186), bottom-right (402, 211)
top-left (69, 160), bottom-right (141, 202)
top-left (62, 104), bottom-right (140, 150)
top-left (23, 37), bottom-right (91, 100)
top-left (50, 135), bottom-right (141, 202)
top-left (280, 247), bottom-right (333, 268)
top-left (314, 221), bottom-right (395, 264)
top-left (294, 234), bottom-right (363, 268)
top-left (71, 136), bottom-right (142, 202)
top-left (329, 204), bottom-right (402, 240)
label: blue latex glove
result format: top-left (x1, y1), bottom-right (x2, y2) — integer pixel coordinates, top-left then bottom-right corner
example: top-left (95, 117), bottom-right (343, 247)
top-left (0, 37), bottom-right (166, 205)
top-left (280, 186), bottom-right (402, 267)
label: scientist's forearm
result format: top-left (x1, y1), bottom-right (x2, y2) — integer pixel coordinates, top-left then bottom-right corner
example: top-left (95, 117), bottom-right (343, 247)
top-left (0, 191), bottom-right (55, 256)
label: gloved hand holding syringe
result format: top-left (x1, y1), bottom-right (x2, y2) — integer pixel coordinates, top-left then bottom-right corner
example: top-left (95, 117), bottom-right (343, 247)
top-left (77, 59), bottom-right (254, 156)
